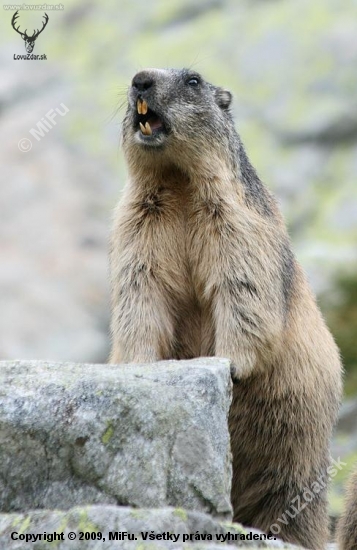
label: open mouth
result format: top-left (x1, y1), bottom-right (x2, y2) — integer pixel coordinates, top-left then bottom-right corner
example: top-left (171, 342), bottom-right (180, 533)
top-left (134, 99), bottom-right (167, 138)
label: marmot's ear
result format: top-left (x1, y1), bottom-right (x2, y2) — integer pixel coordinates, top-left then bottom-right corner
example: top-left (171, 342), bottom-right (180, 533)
top-left (215, 88), bottom-right (232, 110)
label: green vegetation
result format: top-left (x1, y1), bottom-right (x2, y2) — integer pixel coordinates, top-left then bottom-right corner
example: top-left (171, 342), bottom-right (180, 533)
top-left (322, 272), bottom-right (357, 394)
top-left (101, 421), bottom-right (115, 445)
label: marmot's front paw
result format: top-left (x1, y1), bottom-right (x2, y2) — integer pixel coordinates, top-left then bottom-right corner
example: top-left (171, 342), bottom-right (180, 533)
top-left (226, 350), bottom-right (257, 383)
top-left (230, 362), bottom-right (241, 383)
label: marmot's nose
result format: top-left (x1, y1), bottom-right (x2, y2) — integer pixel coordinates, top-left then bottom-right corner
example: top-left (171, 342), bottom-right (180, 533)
top-left (132, 72), bottom-right (154, 93)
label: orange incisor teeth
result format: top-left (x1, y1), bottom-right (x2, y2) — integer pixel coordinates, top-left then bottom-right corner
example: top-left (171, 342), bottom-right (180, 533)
top-left (139, 122), bottom-right (152, 136)
top-left (141, 99), bottom-right (148, 115)
top-left (137, 99), bottom-right (142, 115)
top-left (139, 121), bottom-right (152, 136)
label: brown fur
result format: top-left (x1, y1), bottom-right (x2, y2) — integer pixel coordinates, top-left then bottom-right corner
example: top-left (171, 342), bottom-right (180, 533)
top-left (337, 469), bottom-right (357, 550)
top-left (109, 68), bottom-right (342, 549)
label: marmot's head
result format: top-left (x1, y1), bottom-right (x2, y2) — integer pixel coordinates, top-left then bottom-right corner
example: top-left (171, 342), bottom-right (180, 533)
top-left (122, 68), bottom-right (234, 170)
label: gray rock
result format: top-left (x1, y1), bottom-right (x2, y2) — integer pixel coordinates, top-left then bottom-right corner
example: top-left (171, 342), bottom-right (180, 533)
top-left (0, 358), bottom-right (232, 519)
top-left (0, 505), bottom-right (300, 549)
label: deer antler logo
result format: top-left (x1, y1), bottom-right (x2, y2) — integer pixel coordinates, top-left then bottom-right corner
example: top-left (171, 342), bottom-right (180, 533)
top-left (11, 11), bottom-right (49, 53)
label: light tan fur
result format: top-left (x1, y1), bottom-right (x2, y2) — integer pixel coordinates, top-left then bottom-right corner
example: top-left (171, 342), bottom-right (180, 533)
top-left (109, 68), bottom-right (342, 550)
top-left (337, 469), bottom-right (357, 550)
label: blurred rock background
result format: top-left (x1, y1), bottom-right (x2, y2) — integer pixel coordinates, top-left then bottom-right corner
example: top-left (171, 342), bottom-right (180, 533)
top-left (0, 0), bottom-right (356, 520)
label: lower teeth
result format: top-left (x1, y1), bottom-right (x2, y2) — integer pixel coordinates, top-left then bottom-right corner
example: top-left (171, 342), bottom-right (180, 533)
top-left (139, 121), bottom-right (152, 136)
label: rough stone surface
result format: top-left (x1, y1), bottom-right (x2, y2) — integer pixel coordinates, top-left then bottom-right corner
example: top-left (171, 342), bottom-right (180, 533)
top-left (0, 505), bottom-right (300, 549)
top-left (0, 358), bottom-right (232, 518)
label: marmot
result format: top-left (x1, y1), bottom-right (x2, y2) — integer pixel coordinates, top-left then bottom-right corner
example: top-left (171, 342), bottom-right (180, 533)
top-left (336, 469), bottom-right (357, 550)
top-left (109, 68), bottom-right (342, 550)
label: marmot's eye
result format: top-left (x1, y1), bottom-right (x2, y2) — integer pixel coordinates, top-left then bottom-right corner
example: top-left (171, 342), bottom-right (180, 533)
top-left (187, 77), bottom-right (199, 87)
